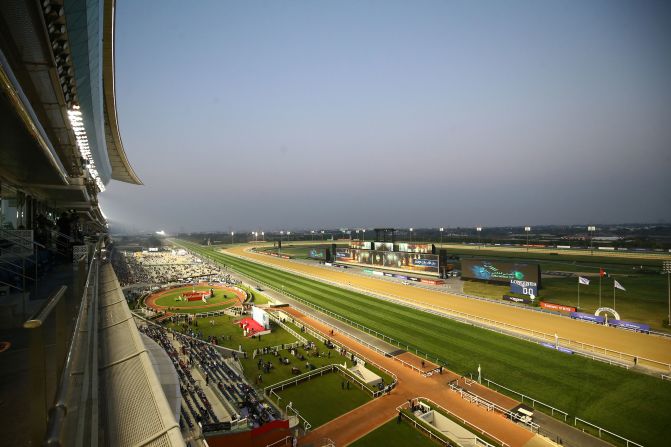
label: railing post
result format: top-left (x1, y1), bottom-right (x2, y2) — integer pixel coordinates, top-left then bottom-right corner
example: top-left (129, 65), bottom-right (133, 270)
top-left (25, 321), bottom-right (47, 446)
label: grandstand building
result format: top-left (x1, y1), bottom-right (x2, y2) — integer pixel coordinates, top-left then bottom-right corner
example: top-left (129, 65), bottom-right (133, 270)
top-left (0, 2), bottom-right (187, 446)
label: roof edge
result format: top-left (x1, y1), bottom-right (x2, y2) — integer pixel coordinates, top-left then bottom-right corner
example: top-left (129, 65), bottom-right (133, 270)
top-left (102, 0), bottom-right (142, 185)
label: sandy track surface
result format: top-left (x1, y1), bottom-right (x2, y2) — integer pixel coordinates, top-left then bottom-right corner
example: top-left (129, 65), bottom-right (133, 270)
top-left (234, 240), bottom-right (671, 261)
top-left (227, 245), bottom-right (671, 370)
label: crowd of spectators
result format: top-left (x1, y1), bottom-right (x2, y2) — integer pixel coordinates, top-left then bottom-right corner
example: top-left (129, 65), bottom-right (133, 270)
top-left (140, 323), bottom-right (277, 430)
top-left (112, 250), bottom-right (223, 286)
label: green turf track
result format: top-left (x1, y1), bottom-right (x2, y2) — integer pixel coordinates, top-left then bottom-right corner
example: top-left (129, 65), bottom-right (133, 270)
top-left (177, 240), bottom-right (671, 446)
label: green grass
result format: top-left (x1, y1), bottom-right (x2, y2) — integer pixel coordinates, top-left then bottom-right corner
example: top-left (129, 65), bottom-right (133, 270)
top-left (164, 313), bottom-right (362, 386)
top-left (279, 318), bottom-right (395, 386)
top-left (447, 247), bottom-right (667, 269)
top-left (164, 314), bottom-right (297, 352)
top-left (154, 286), bottom-right (238, 307)
top-left (462, 281), bottom-right (516, 301)
top-left (463, 274), bottom-right (670, 331)
top-left (350, 418), bottom-right (441, 447)
top-left (242, 345), bottom-right (356, 387)
top-left (177, 240), bottom-right (671, 447)
top-left (275, 371), bottom-right (371, 429)
top-left (237, 284), bottom-right (271, 305)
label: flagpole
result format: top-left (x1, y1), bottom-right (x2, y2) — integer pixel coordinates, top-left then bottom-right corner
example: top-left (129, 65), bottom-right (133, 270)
top-left (578, 281), bottom-right (580, 309)
top-left (613, 279), bottom-right (616, 309)
top-left (599, 274), bottom-right (602, 308)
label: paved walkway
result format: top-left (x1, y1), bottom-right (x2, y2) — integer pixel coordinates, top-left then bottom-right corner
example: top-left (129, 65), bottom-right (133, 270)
top-left (282, 307), bottom-right (541, 447)
top-left (203, 249), bottom-right (620, 447)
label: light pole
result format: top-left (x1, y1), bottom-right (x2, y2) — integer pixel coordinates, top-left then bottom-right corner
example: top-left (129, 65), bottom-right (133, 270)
top-left (524, 226), bottom-right (531, 252)
top-left (311, 230), bottom-right (315, 241)
top-left (230, 231), bottom-right (234, 245)
top-left (476, 227), bottom-right (482, 249)
top-left (409, 228), bottom-right (413, 242)
top-left (321, 230), bottom-right (324, 241)
top-left (261, 231), bottom-right (264, 241)
top-left (664, 261), bottom-right (671, 327)
top-left (439, 227), bottom-right (444, 248)
top-left (588, 226), bottom-right (596, 254)
top-left (280, 230), bottom-right (284, 255)
top-left (362, 229), bottom-right (365, 242)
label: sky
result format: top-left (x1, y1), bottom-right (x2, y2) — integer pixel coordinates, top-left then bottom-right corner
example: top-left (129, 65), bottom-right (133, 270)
top-left (100, 0), bottom-right (671, 233)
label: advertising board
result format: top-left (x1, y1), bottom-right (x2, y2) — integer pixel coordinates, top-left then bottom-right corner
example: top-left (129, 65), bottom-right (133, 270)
top-left (569, 312), bottom-right (605, 324)
top-left (335, 248), bottom-right (440, 276)
top-left (397, 243), bottom-right (434, 254)
top-left (510, 279), bottom-right (538, 297)
top-left (608, 320), bottom-right (650, 333)
top-left (350, 241), bottom-right (372, 250)
top-left (252, 306), bottom-right (270, 330)
top-left (540, 301), bottom-right (576, 313)
top-left (374, 242), bottom-right (394, 252)
top-left (461, 259), bottom-right (541, 286)
top-left (308, 248), bottom-right (330, 260)
top-left (502, 295), bottom-right (532, 304)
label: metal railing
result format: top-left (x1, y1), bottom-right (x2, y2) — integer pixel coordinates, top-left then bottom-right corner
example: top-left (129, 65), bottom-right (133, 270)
top-left (448, 381), bottom-right (540, 433)
top-left (188, 242), bottom-right (649, 447)
top-left (272, 309), bottom-right (398, 388)
top-left (43, 242), bottom-right (100, 446)
top-left (226, 245), bottom-right (671, 373)
top-left (482, 378), bottom-right (569, 421)
top-left (482, 378), bottom-right (645, 447)
top-left (407, 397), bottom-right (509, 447)
top-left (264, 363), bottom-right (375, 432)
top-left (573, 417), bottom-right (643, 447)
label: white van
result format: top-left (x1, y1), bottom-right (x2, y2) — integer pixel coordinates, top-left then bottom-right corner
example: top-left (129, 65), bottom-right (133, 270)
top-left (517, 407), bottom-right (533, 424)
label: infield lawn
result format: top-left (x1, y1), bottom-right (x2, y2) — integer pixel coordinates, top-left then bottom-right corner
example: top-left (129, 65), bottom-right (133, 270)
top-left (164, 315), bottom-right (297, 351)
top-left (177, 240), bottom-right (671, 447)
top-left (463, 274), bottom-right (669, 331)
top-left (154, 285), bottom-right (239, 307)
top-left (350, 419), bottom-right (440, 447)
top-left (275, 371), bottom-right (371, 429)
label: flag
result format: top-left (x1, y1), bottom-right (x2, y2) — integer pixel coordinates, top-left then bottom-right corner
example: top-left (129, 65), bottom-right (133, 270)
top-left (614, 280), bottom-right (626, 291)
top-left (599, 268), bottom-right (607, 277)
top-left (578, 276), bottom-right (590, 285)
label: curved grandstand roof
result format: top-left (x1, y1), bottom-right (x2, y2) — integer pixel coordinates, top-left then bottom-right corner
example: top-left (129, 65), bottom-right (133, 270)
top-left (102, 0), bottom-right (142, 185)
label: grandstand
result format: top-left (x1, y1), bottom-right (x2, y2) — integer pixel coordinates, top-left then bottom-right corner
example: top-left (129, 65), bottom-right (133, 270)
top-left (0, 3), bottom-right (295, 446)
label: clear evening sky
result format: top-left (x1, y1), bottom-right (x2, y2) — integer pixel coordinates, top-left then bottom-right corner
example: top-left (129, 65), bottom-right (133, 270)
top-left (100, 0), bottom-right (671, 233)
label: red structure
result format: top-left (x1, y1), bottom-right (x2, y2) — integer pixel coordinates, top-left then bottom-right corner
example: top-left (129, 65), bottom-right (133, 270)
top-left (238, 318), bottom-right (266, 336)
top-left (183, 291), bottom-right (210, 302)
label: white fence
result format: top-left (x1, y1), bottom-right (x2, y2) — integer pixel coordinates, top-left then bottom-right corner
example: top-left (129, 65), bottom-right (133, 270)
top-left (400, 397), bottom-right (509, 447)
top-left (180, 242), bottom-right (649, 447)
top-left (225, 245), bottom-right (671, 374)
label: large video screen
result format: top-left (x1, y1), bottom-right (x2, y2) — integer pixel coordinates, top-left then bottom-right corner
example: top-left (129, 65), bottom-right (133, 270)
top-left (374, 242), bottom-right (394, 251)
top-left (308, 248), bottom-right (329, 260)
top-left (335, 248), bottom-right (440, 276)
top-left (397, 243), bottom-right (434, 254)
top-left (460, 259), bottom-right (541, 286)
top-left (350, 241), bottom-right (372, 250)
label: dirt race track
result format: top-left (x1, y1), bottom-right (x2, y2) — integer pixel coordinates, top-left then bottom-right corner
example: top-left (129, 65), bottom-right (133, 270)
top-left (227, 245), bottom-right (671, 371)
top-left (281, 307), bottom-right (549, 447)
